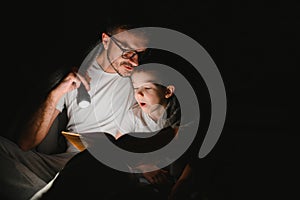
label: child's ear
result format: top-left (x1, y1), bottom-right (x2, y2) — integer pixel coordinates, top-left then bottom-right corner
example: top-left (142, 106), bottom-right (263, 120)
top-left (165, 85), bottom-right (175, 99)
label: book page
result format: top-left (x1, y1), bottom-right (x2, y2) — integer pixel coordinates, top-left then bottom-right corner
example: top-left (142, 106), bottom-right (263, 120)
top-left (61, 131), bottom-right (86, 151)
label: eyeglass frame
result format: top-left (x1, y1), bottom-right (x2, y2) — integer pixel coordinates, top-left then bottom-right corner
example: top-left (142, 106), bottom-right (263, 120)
top-left (107, 33), bottom-right (147, 61)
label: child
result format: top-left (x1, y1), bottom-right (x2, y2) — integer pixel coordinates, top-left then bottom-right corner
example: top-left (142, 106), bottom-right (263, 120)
top-left (116, 65), bottom-right (181, 139)
top-left (115, 65), bottom-right (194, 199)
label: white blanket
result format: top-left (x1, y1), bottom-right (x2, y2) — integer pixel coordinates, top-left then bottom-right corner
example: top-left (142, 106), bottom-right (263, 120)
top-left (29, 172), bottom-right (60, 200)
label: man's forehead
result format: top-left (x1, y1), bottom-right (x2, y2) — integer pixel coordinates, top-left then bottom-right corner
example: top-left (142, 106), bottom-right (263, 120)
top-left (114, 29), bottom-right (149, 49)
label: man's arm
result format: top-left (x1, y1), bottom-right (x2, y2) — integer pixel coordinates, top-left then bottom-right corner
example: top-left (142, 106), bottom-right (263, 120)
top-left (17, 71), bottom-right (89, 151)
top-left (17, 92), bottom-right (62, 151)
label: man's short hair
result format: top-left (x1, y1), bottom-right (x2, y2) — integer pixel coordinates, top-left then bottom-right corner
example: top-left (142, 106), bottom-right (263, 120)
top-left (104, 17), bottom-right (146, 35)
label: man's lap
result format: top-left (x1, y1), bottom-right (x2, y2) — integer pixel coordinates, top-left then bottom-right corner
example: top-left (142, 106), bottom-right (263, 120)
top-left (0, 135), bottom-right (76, 200)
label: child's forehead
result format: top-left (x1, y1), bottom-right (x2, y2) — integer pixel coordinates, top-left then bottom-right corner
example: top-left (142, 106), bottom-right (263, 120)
top-left (132, 71), bottom-right (163, 86)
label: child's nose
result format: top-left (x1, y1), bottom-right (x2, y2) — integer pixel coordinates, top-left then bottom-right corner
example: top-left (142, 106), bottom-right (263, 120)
top-left (135, 88), bottom-right (145, 96)
top-left (137, 90), bottom-right (144, 96)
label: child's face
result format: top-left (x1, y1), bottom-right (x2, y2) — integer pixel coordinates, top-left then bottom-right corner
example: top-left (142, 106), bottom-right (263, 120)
top-left (132, 71), bottom-right (168, 115)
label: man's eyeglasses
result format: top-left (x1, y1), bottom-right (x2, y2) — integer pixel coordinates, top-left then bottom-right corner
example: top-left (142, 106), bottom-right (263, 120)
top-left (108, 34), bottom-right (149, 62)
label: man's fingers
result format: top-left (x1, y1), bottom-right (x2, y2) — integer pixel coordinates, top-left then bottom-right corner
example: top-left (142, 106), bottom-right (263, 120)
top-left (160, 169), bottom-right (169, 174)
top-left (144, 170), bottom-right (170, 185)
top-left (71, 78), bottom-right (81, 88)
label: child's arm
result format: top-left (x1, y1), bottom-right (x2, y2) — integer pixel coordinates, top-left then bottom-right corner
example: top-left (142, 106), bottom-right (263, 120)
top-left (115, 131), bottom-right (123, 140)
top-left (168, 163), bottom-right (193, 200)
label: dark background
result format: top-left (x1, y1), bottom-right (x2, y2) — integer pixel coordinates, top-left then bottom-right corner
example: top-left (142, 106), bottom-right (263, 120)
top-left (1, 1), bottom-right (298, 199)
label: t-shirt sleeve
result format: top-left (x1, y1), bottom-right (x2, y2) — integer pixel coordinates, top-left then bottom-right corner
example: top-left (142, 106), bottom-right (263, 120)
top-left (55, 94), bottom-right (65, 112)
top-left (118, 109), bottom-right (136, 135)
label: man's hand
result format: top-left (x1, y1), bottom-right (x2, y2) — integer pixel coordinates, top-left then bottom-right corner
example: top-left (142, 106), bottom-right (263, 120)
top-left (136, 164), bottom-right (171, 185)
top-left (52, 70), bottom-right (91, 100)
top-left (143, 169), bottom-right (170, 185)
top-left (75, 71), bottom-right (91, 91)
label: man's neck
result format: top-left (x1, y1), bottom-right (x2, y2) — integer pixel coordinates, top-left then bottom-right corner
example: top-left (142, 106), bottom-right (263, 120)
top-left (96, 53), bottom-right (116, 73)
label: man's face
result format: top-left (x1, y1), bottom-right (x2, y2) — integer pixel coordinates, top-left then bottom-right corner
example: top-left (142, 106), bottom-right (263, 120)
top-left (106, 29), bottom-right (149, 77)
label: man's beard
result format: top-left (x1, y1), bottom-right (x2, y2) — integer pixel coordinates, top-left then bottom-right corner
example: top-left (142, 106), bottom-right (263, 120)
top-left (106, 53), bottom-right (133, 77)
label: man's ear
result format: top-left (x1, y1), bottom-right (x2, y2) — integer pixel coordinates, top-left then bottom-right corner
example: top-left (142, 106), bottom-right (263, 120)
top-left (102, 33), bottom-right (110, 49)
top-left (165, 85), bottom-right (175, 99)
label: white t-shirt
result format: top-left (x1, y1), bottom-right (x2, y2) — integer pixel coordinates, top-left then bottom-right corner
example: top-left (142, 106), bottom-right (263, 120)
top-left (118, 104), bottom-right (168, 135)
top-left (56, 60), bottom-right (135, 151)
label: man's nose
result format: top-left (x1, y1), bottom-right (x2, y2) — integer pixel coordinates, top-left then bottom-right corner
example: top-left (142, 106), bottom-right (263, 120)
top-left (128, 55), bottom-right (139, 67)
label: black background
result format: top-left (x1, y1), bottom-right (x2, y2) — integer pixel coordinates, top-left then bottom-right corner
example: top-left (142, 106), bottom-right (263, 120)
top-left (1, 1), bottom-right (298, 199)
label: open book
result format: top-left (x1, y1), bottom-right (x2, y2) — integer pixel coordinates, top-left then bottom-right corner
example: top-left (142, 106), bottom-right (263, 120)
top-left (61, 131), bottom-right (86, 151)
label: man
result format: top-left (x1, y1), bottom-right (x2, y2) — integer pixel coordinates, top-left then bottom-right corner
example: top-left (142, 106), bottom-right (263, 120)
top-left (0, 21), bottom-right (150, 200)
top-left (34, 62), bottom-right (198, 200)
